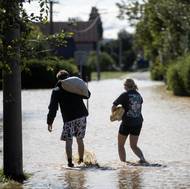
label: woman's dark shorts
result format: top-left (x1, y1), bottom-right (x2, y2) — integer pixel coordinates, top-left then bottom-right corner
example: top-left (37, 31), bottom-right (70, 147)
top-left (119, 122), bottom-right (142, 136)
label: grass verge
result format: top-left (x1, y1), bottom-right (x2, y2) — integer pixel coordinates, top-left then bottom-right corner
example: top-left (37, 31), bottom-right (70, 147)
top-left (91, 71), bottom-right (128, 80)
top-left (0, 169), bottom-right (31, 185)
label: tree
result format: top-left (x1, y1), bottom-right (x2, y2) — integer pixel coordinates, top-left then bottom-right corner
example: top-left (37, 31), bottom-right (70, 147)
top-left (101, 30), bottom-right (136, 71)
top-left (117, 0), bottom-right (190, 80)
top-left (118, 30), bottom-right (136, 70)
top-left (87, 51), bottom-right (116, 71)
top-left (1, 0), bottom-right (25, 181)
top-left (0, 0), bottom-right (62, 181)
top-left (117, 0), bottom-right (190, 63)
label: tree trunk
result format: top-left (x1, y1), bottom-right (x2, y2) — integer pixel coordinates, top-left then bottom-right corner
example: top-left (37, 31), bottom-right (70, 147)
top-left (3, 3), bottom-right (24, 181)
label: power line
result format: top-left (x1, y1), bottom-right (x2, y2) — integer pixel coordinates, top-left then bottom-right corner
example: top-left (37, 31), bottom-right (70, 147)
top-left (72, 16), bottom-right (100, 34)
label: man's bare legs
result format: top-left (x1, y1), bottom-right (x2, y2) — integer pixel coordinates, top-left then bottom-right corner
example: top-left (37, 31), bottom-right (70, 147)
top-left (66, 139), bottom-right (74, 167)
top-left (129, 134), bottom-right (147, 163)
top-left (76, 138), bottom-right (84, 164)
top-left (118, 133), bottom-right (128, 162)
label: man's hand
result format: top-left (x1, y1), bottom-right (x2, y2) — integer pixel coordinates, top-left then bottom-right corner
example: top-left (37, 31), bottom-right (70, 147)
top-left (48, 124), bottom-right (53, 132)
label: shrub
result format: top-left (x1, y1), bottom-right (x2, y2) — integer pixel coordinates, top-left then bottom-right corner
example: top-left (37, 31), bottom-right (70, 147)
top-left (150, 59), bottom-right (165, 81)
top-left (181, 55), bottom-right (190, 94)
top-left (21, 57), bottom-right (78, 89)
top-left (167, 64), bottom-right (186, 95)
top-left (166, 54), bottom-right (190, 96)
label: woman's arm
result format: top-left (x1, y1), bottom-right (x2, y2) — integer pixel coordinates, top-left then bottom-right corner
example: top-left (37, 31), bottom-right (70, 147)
top-left (111, 104), bottom-right (117, 113)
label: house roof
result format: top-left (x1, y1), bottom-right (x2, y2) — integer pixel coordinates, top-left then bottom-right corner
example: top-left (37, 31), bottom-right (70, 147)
top-left (37, 17), bottom-right (102, 43)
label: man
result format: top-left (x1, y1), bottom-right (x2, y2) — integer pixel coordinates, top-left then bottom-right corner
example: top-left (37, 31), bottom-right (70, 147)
top-left (47, 70), bottom-right (90, 167)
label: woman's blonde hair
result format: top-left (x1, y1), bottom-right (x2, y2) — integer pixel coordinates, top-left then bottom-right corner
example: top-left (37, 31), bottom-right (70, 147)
top-left (124, 78), bottom-right (138, 90)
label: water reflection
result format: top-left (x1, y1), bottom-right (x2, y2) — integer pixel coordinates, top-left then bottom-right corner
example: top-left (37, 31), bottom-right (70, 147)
top-left (62, 169), bottom-right (87, 189)
top-left (118, 168), bottom-right (141, 189)
top-left (0, 72), bottom-right (190, 188)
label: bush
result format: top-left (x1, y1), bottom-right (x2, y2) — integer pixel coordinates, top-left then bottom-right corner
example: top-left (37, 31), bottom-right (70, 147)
top-left (150, 59), bottom-right (165, 81)
top-left (21, 57), bottom-right (78, 89)
top-left (181, 56), bottom-right (190, 94)
top-left (167, 64), bottom-right (186, 95)
top-left (166, 54), bottom-right (190, 96)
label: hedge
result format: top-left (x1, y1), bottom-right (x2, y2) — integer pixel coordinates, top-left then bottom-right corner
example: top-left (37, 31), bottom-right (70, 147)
top-left (166, 54), bottom-right (190, 96)
top-left (21, 57), bottom-right (78, 89)
top-left (0, 57), bottom-right (78, 89)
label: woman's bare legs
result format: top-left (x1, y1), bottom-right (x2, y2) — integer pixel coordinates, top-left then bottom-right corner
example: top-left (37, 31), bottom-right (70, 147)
top-left (129, 134), bottom-right (147, 163)
top-left (118, 133), bottom-right (128, 162)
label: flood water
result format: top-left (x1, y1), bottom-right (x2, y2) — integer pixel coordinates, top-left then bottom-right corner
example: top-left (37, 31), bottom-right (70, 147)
top-left (0, 72), bottom-right (190, 189)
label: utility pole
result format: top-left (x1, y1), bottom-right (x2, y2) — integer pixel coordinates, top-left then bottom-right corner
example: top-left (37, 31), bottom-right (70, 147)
top-left (96, 41), bottom-right (101, 81)
top-left (3, 1), bottom-right (24, 181)
top-left (49, 1), bottom-right (53, 34)
top-left (49, 0), bottom-right (59, 34)
top-left (119, 38), bottom-right (123, 70)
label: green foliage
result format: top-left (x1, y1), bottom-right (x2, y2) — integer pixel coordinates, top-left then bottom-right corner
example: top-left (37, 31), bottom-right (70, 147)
top-left (0, 1), bottom-right (73, 70)
top-left (167, 64), bottom-right (186, 95)
top-left (0, 168), bottom-right (30, 184)
top-left (20, 24), bottom-right (49, 59)
top-left (0, 169), bottom-right (9, 183)
top-left (118, 30), bottom-right (137, 70)
top-left (21, 57), bottom-right (78, 89)
top-left (166, 54), bottom-right (190, 96)
top-left (150, 59), bottom-right (165, 80)
top-left (101, 30), bottom-right (136, 70)
top-left (101, 40), bottom-right (119, 66)
top-left (87, 51), bottom-right (116, 71)
top-left (117, 0), bottom-right (190, 65)
top-left (122, 50), bottom-right (136, 70)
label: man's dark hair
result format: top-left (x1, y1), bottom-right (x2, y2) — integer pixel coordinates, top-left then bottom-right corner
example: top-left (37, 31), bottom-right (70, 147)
top-left (56, 70), bottom-right (70, 80)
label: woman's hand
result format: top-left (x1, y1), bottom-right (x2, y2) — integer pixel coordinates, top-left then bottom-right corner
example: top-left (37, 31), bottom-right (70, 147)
top-left (111, 105), bottom-right (117, 113)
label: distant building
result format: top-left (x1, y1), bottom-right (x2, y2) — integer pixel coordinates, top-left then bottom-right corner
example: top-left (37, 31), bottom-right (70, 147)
top-left (36, 7), bottom-right (103, 80)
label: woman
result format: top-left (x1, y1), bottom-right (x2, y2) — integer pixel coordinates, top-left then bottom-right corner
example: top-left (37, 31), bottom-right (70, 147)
top-left (112, 78), bottom-right (147, 163)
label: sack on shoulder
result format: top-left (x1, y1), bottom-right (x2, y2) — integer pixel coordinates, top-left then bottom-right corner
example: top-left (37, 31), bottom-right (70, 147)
top-left (61, 76), bottom-right (89, 97)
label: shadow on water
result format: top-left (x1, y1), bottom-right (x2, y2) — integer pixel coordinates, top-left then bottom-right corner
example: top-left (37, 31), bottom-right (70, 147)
top-left (125, 161), bottom-right (166, 168)
top-left (62, 162), bottom-right (116, 171)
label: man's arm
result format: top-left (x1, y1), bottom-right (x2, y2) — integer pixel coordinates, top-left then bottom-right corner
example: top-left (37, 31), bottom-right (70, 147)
top-left (47, 89), bottom-right (59, 132)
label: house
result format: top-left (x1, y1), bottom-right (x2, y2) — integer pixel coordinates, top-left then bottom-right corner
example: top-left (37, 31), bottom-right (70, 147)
top-left (36, 7), bottom-right (103, 80)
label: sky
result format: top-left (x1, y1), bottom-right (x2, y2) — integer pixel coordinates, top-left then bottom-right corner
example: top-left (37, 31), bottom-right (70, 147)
top-left (23, 0), bottom-right (134, 39)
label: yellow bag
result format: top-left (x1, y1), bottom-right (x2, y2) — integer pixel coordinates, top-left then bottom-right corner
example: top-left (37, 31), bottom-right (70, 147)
top-left (110, 105), bottom-right (125, 122)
